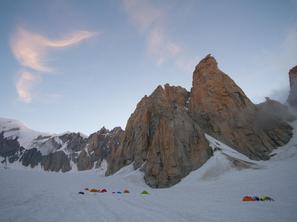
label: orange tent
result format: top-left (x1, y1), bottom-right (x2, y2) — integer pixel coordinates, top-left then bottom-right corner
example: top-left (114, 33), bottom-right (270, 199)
top-left (123, 189), bottom-right (130, 193)
top-left (242, 196), bottom-right (254, 201)
top-left (89, 188), bottom-right (99, 192)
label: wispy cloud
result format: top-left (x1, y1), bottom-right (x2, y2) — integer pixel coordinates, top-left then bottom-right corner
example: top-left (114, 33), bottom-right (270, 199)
top-left (122, 0), bottom-right (162, 31)
top-left (122, 0), bottom-right (189, 69)
top-left (147, 28), bottom-right (183, 65)
top-left (16, 71), bottom-right (37, 103)
top-left (11, 27), bottom-right (96, 102)
top-left (11, 28), bottom-right (96, 72)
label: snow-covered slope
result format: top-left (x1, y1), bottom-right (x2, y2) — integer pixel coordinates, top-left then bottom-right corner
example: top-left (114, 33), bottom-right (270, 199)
top-left (0, 117), bottom-right (49, 149)
top-left (0, 122), bottom-right (296, 222)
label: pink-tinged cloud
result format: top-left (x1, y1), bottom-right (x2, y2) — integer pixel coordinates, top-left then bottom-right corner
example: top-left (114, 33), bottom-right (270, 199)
top-left (11, 27), bottom-right (97, 103)
top-left (122, 0), bottom-right (162, 31)
top-left (11, 28), bottom-right (97, 72)
top-left (147, 28), bottom-right (183, 65)
top-left (16, 71), bottom-right (37, 103)
top-left (122, 0), bottom-right (185, 66)
top-left (147, 28), bottom-right (165, 64)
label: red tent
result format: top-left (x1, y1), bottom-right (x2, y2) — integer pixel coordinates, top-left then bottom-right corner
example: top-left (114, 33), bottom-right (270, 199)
top-left (242, 196), bottom-right (254, 201)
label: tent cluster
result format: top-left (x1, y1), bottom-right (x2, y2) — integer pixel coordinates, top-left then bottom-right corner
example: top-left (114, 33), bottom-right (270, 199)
top-left (112, 189), bottom-right (130, 194)
top-left (84, 188), bottom-right (108, 193)
top-left (78, 188), bottom-right (150, 195)
top-left (242, 196), bottom-right (274, 202)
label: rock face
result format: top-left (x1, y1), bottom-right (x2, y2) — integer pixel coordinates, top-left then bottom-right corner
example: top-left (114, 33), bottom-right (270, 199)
top-left (21, 133), bottom-right (87, 172)
top-left (0, 132), bottom-right (23, 158)
top-left (0, 119), bottom-right (123, 172)
top-left (107, 84), bottom-right (211, 187)
top-left (0, 132), bottom-right (24, 164)
top-left (60, 133), bottom-right (87, 152)
top-left (77, 127), bottom-right (124, 171)
top-left (189, 55), bottom-right (293, 160)
top-left (288, 65), bottom-right (297, 108)
top-left (42, 151), bottom-right (71, 172)
top-left (21, 148), bottom-right (42, 168)
top-left (107, 54), bottom-right (294, 187)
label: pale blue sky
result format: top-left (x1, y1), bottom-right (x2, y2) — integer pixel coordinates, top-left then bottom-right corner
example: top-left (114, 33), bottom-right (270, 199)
top-left (0, 0), bottom-right (296, 134)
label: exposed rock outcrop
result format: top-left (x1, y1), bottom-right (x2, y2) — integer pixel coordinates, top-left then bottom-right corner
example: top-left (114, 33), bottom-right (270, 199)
top-left (77, 127), bottom-right (124, 171)
top-left (0, 123), bottom-right (123, 172)
top-left (21, 148), bottom-right (42, 168)
top-left (288, 65), bottom-right (297, 108)
top-left (77, 149), bottom-right (93, 171)
top-left (107, 84), bottom-right (212, 187)
top-left (41, 151), bottom-right (71, 172)
top-left (0, 132), bottom-right (24, 158)
top-left (189, 55), bottom-right (293, 160)
top-left (19, 132), bottom-right (87, 172)
top-left (59, 133), bottom-right (87, 152)
top-left (107, 54), bottom-right (294, 187)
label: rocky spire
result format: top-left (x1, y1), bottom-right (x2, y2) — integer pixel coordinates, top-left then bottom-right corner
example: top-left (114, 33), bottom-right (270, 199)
top-left (189, 54), bottom-right (254, 120)
top-left (189, 54), bottom-right (292, 160)
top-left (288, 65), bottom-right (297, 108)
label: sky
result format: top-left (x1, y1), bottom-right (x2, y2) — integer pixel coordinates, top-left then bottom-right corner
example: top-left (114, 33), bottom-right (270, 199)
top-left (0, 0), bottom-right (296, 135)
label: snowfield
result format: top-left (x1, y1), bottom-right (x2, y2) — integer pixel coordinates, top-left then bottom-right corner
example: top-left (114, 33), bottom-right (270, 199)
top-left (0, 122), bottom-right (297, 222)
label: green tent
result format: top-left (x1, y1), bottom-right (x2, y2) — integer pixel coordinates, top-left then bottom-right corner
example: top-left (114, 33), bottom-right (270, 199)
top-left (141, 190), bottom-right (150, 195)
top-left (260, 196), bottom-right (274, 201)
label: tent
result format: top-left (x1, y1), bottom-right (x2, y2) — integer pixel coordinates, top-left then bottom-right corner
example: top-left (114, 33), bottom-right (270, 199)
top-left (78, 191), bottom-right (85, 195)
top-left (253, 196), bottom-right (260, 201)
top-left (242, 196), bottom-right (254, 201)
top-left (123, 189), bottom-right (130, 193)
top-left (89, 188), bottom-right (99, 192)
top-left (100, 189), bottom-right (108, 193)
top-left (141, 190), bottom-right (150, 195)
top-left (260, 196), bottom-right (274, 201)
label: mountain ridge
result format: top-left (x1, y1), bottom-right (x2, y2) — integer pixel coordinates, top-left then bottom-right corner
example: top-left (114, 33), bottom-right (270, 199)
top-left (1, 54), bottom-right (296, 188)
